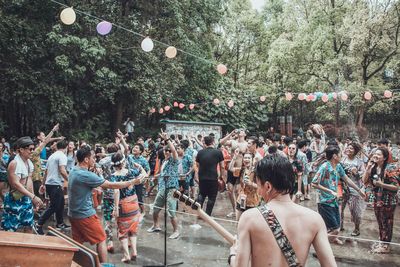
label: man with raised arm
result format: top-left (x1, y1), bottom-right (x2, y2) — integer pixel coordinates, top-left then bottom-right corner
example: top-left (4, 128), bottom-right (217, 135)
top-left (229, 155), bottom-right (337, 267)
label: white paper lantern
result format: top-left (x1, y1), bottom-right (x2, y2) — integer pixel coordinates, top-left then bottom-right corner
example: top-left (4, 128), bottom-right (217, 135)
top-left (141, 37), bottom-right (154, 52)
top-left (60, 7), bottom-right (76, 25)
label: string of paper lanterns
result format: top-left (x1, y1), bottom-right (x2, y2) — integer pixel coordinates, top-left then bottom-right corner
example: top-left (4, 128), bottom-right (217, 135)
top-left (150, 89), bottom-right (398, 114)
top-left (55, 3), bottom-right (228, 75)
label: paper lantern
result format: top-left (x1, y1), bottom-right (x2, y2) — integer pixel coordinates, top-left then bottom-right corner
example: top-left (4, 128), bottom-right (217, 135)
top-left (150, 108), bottom-right (156, 113)
top-left (189, 104), bottom-right (195, 110)
top-left (259, 96), bottom-right (266, 102)
top-left (213, 98), bottom-right (220, 105)
top-left (173, 101), bottom-right (179, 107)
top-left (285, 93), bottom-right (293, 101)
top-left (311, 94), bottom-right (317, 102)
top-left (227, 100), bottom-right (234, 108)
top-left (384, 90), bottom-right (392, 98)
top-left (96, 21), bottom-right (112, 35)
top-left (164, 106), bottom-right (170, 111)
top-left (332, 92), bottom-right (337, 100)
top-left (298, 93), bottom-right (306, 101)
top-left (316, 92), bottom-right (323, 98)
top-left (159, 108), bottom-right (164, 114)
top-left (217, 64), bottom-right (227, 75)
top-left (364, 91), bottom-right (372, 101)
top-left (141, 37), bottom-right (154, 52)
top-left (165, 46), bottom-right (177, 58)
top-left (60, 7), bottom-right (76, 25)
top-left (179, 103), bottom-right (185, 109)
top-left (321, 94), bottom-right (329, 102)
top-left (340, 93), bottom-right (348, 101)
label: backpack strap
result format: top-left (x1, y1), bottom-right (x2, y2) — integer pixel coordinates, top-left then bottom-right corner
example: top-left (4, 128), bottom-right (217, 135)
top-left (257, 204), bottom-right (301, 267)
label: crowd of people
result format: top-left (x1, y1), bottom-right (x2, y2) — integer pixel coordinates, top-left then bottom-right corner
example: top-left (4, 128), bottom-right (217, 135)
top-left (0, 123), bottom-right (399, 265)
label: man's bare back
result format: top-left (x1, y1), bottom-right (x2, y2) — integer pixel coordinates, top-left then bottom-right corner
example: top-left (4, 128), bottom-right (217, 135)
top-left (235, 200), bottom-right (335, 267)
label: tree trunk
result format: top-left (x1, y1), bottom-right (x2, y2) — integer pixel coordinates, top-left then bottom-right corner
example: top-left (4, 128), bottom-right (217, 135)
top-left (114, 99), bottom-right (124, 135)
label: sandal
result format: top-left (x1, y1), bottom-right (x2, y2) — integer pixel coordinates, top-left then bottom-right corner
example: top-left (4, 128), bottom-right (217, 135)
top-left (131, 255), bottom-right (137, 261)
top-left (121, 257), bottom-right (130, 263)
top-left (351, 230), bottom-right (360, 236)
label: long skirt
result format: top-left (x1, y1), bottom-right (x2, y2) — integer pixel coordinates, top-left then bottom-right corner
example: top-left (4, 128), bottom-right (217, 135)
top-left (117, 194), bottom-right (140, 239)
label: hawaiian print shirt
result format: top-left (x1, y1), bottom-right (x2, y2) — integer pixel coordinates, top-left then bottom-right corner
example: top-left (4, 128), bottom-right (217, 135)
top-left (158, 157), bottom-right (179, 190)
top-left (127, 155), bottom-right (150, 173)
top-left (312, 161), bottom-right (346, 207)
top-left (111, 168), bottom-right (141, 200)
top-left (181, 149), bottom-right (193, 183)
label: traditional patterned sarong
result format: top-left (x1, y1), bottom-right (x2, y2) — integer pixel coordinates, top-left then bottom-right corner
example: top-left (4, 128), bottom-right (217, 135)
top-left (1, 193), bottom-right (34, 231)
top-left (117, 194), bottom-right (140, 239)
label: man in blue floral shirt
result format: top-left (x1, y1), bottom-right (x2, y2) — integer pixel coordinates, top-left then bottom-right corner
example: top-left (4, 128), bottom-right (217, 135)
top-left (312, 145), bottom-right (365, 245)
top-left (147, 130), bottom-right (180, 239)
top-left (127, 143), bottom-right (150, 215)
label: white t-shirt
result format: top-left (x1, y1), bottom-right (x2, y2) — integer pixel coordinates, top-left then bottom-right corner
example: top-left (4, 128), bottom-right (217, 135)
top-left (45, 150), bottom-right (67, 186)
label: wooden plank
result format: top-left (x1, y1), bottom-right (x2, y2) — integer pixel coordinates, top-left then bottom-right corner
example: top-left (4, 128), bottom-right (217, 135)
top-left (0, 231), bottom-right (78, 267)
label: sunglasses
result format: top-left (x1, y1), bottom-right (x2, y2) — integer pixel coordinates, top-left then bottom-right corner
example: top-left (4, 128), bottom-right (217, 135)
top-left (288, 147), bottom-right (296, 150)
top-left (22, 147), bottom-right (35, 151)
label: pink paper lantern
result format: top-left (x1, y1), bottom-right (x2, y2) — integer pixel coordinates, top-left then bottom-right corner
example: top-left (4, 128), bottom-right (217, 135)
top-left (384, 90), bottom-right (392, 98)
top-left (164, 105), bottom-right (170, 111)
top-left (173, 102), bottom-right (179, 107)
top-left (213, 98), bottom-right (220, 105)
top-left (364, 91), bottom-right (372, 101)
top-left (227, 100), bottom-right (234, 108)
top-left (332, 92), bottom-right (337, 100)
top-left (189, 104), bottom-right (195, 110)
top-left (307, 94), bottom-right (313, 101)
top-left (340, 93), bottom-right (348, 101)
top-left (179, 103), bottom-right (185, 109)
top-left (298, 93), bottom-right (306, 101)
top-left (159, 108), bottom-right (164, 114)
top-left (150, 108), bottom-right (156, 113)
top-left (285, 93), bottom-right (293, 101)
top-left (321, 94), bottom-right (329, 102)
top-left (259, 96), bottom-right (266, 102)
top-left (217, 64), bottom-right (227, 75)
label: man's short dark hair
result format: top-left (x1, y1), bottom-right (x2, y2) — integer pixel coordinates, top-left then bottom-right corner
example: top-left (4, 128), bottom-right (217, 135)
top-left (76, 145), bottom-right (92, 163)
top-left (203, 136), bottom-right (214, 146)
top-left (377, 138), bottom-right (389, 145)
top-left (326, 139), bottom-right (338, 146)
top-left (325, 145), bottom-right (340, 160)
top-left (247, 136), bottom-right (259, 148)
top-left (297, 140), bottom-right (308, 149)
top-left (255, 155), bottom-right (295, 194)
top-left (56, 139), bottom-right (68, 149)
top-left (106, 143), bottom-right (119, 153)
top-left (268, 145), bottom-right (278, 154)
top-left (181, 139), bottom-right (189, 150)
top-left (170, 134), bottom-right (176, 140)
top-left (134, 143), bottom-right (145, 153)
top-left (283, 136), bottom-right (293, 146)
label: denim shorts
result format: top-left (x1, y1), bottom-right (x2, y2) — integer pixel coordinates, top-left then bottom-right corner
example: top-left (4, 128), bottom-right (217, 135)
top-left (318, 203), bottom-right (340, 231)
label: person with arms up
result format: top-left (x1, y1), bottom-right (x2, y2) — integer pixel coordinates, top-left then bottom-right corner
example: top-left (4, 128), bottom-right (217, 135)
top-left (68, 145), bottom-right (142, 263)
top-left (229, 155), bottom-right (337, 267)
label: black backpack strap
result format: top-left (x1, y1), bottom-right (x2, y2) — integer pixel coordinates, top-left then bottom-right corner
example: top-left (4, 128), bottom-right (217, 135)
top-left (257, 204), bottom-right (301, 267)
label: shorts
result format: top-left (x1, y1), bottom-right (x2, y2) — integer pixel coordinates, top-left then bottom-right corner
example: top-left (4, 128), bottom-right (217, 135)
top-left (189, 173), bottom-right (195, 187)
top-left (70, 214), bottom-right (107, 245)
top-left (153, 189), bottom-right (178, 218)
top-left (318, 203), bottom-right (340, 231)
top-left (178, 180), bottom-right (189, 192)
top-left (135, 184), bottom-right (144, 205)
top-left (227, 170), bottom-right (240, 185)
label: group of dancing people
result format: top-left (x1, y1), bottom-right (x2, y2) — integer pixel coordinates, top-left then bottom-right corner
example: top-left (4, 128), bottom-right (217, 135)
top-left (0, 123), bottom-right (399, 265)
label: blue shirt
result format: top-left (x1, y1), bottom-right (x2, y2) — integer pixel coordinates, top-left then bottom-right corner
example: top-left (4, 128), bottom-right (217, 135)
top-left (312, 161), bottom-right (345, 207)
top-left (159, 157), bottom-right (179, 190)
top-left (111, 168), bottom-right (140, 200)
top-left (68, 166), bottom-right (105, 219)
top-left (127, 155), bottom-right (150, 172)
top-left (182, 149), bottom-right (193, 183)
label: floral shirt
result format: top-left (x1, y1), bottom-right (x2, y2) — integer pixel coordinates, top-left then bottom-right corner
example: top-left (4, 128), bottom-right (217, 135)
top-left (365, 163), bottom-right (400, 206)
top-left (312, 161), bottom-right (346, 207)
top-left (127, 155), bottom-right (150, 173)
top-left (340, 157), bottom-right (365, 196)
top-left (181, 149), bottom-right (193, 183)
top-left (158, 157), bottom-right (179, 190)
top-left (111, 168), bottom-right (140, 200)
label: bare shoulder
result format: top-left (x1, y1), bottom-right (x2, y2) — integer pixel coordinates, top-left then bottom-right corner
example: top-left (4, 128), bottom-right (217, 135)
top-left (295, 204), bottom-right (324, 225)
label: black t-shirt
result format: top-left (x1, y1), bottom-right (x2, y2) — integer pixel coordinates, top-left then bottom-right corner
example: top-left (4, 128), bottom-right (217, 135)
top-left (196, 147), bottom-right (224, 181)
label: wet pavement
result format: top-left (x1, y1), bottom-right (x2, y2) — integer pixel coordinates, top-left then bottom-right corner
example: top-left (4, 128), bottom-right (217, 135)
top-left (95, 190), bottom-right (400, 267)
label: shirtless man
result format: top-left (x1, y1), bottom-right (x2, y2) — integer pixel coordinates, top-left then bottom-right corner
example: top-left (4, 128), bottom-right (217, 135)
top-left (228, 155), bottom-right (336, 267)
top-left (220, 129), bottom-right (248, 217)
